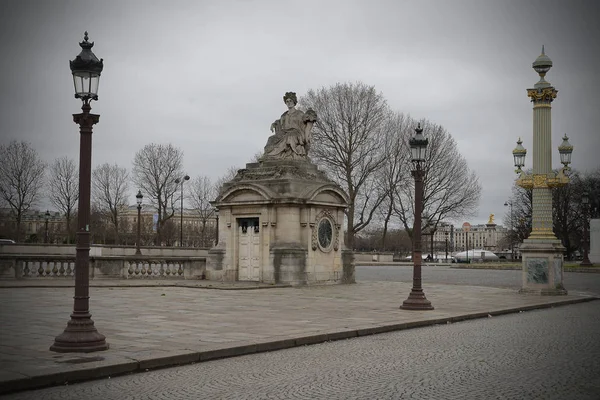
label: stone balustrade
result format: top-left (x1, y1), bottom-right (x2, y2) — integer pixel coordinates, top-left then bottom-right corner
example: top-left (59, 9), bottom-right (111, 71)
top-left (0, 255), bottom-right (206, 280)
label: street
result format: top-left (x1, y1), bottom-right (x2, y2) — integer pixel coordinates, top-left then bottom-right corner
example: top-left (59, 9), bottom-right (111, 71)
top-left (4, 300), bottom-right (599, 400)
top-left (356, 265), bottom-right (600, 296)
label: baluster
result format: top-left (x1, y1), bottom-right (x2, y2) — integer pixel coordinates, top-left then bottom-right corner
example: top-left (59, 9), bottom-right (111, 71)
top-left (159, 262), bottom-right (165, 276)
top-left (141, 261), bottom-right (147, 276)
top-left (59, 261), bottom-right (65, 276)
top-left (45, 261), bottom-right (52, 276)
top-left (128, 262), bottom-right (134, 276)
top-left (135, 261), bottom-right (140, 275)
top-left (52, 261), bottom-right (58, 276)
top-left (177, 262), bottom-right (183, 276)
top-left (23, 260), bottom-right (30, 277)
top-left (66, 262), bottom-right (73, 276)
top-left (38, 261), bottom-right (44, 277)
top-left (165, 262), bottom-right (171, 276)
top-left (148, 262), bottom-right (155, 277)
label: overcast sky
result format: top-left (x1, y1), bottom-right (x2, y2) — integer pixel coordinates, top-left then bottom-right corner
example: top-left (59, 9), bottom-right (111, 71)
top-left (1, 0), bottom-right (599, 227)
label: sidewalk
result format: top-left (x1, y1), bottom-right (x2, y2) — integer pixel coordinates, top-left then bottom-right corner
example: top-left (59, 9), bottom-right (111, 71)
top-left (0, 280), bottom-right (597, 395)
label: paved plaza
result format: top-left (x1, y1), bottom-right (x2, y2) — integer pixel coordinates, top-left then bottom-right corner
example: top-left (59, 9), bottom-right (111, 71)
top-left (0, 275), bottom-right (597, 395)
top-left (4, 302), bottom-right (599, 400)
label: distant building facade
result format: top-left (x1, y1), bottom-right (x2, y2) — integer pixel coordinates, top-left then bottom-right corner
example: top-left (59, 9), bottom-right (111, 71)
top-left (431, 219), bottom-right (514, 259)
top-left (0, 208), bottom-right (64, 242)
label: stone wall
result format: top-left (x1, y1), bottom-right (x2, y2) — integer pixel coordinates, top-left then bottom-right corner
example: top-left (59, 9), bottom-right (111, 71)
top-left (0, 244), bottom-right (209, 258)
top-left (0, 255), bottom-right (206, 280)
top-left (353, 252), bottom-right (395, 263)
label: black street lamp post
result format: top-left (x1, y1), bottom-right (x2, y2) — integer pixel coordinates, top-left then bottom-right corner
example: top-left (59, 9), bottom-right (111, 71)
top-left (174, 175), bottom-right (190, 247)
top-left (401, 124), bottom-right (434, 310)
top-left (581, 192), bottom-right (592, 266)
top-left (51, 32), bottom-right (108, 353)
top-left (445, 231), bottom-right (449, 262)
top-left (44, 210), bottom-right (50, 243)
top-left (466, 231), bottom-right (470, 263)
top-left (136, 190), bottom-right (143, 255)
top-left (504, 200), bottom-right (514, 260)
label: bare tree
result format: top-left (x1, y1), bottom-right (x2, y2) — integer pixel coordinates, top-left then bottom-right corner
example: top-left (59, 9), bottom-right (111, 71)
top-left (376, 112), bottom-right (412, 249)
top-left (301, 82), bottom-right (390, 248)
top-left (584, 167), bottom-right (600, 219)
top-left (552, 170), bottom-right (584, 259)
top-left (392, 120), bottom-right (482, 242)
top-left (132, 143), bottom-right (183, 245)
top-left (0, 141), bottom-right (46, 242)
top-left (48, 156), bottom-right (78, 244)
top-left (92, 163), bottom-right (129, 244)
top-left (189, 175), bottom-right (217, 247)
top-left (512, 183), bottom-right (533, 244)
top-left (215, 165), bottom-right (241, 195)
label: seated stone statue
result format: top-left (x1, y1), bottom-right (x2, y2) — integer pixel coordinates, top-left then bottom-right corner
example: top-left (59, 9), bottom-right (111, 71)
top-left (264, 92), bottom-right (317, 160)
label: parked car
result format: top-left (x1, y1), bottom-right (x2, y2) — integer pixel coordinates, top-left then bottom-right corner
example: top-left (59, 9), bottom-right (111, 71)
top-left (0, 239), bottom-right (16, 244)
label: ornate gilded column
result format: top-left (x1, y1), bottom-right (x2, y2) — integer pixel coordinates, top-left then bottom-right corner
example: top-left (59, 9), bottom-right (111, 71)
top-left (513, 47), bottom-right (573, 295)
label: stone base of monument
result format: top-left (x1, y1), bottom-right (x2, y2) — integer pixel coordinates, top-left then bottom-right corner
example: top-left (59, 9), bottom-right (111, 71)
top-left (518, 239), bottom-right (567, 295)
top-left (207, 159), bottom-right (354, 286)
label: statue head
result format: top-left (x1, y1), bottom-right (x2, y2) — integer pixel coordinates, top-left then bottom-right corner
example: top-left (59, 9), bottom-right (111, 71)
top-left (283, 92), bottom-right (298, 106)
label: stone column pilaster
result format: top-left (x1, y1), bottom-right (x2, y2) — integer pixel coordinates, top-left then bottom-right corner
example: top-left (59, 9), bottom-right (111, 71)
top-left (518, 48), bottom-right (567, 295)
top-left (528, 86), bottom-right (558, 240)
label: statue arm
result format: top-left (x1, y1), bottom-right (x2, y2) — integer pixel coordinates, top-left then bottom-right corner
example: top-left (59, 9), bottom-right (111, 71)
top-left (270, 119), bottom-right (281, 133)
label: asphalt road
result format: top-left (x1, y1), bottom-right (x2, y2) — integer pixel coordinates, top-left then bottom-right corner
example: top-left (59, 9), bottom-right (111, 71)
top-left (356, 265), bottom-right (600, 296)
top-left (5, 301), bottom-right (599, 400)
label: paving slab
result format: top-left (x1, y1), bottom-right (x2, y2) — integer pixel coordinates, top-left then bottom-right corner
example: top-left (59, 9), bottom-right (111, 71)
top-left (0, 280), bottom-right (596, 395)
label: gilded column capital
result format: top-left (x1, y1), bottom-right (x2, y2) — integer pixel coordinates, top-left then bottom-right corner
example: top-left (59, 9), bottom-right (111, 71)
top-left (527, 87), bottom-right (557, 104)
top-left (518, 171), bottom-right (570, 189)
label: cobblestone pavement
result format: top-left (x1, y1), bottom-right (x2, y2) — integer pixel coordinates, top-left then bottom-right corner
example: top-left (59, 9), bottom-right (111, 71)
top-left (5, 301), bottom-right (599, 400)
top-left (356, 265), bottom-right (600, 295)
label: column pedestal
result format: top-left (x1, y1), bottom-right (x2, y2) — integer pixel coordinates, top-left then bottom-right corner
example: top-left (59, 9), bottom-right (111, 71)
top-left (519, 239), bottom-right (567, 295)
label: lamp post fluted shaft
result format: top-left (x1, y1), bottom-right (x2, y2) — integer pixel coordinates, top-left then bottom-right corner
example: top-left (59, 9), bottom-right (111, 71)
top-left (44, 212), bottom-right (49, 244)
top-left (401, 165), bottom-right (434, 310)
top-left (136, 204), bottom-right (142, 255)
top-left (581, 194), bottom-right (592, 266)
top-left (175, 175), bottom-right (189, 247)
top-left (51, 102), bottom-right (108, 352)
top-left (180, 186), bottom-right (184, 246)
top-left (510, 205), bottom-right (514, 259)
top-left (445, 233), bottom-right (448, 262)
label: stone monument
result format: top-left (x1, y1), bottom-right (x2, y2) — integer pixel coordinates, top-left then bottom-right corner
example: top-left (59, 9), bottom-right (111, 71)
top-left (207, 92), bottom-right (354, 285)
top-left (514, 48), bottom-right (573, 295)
